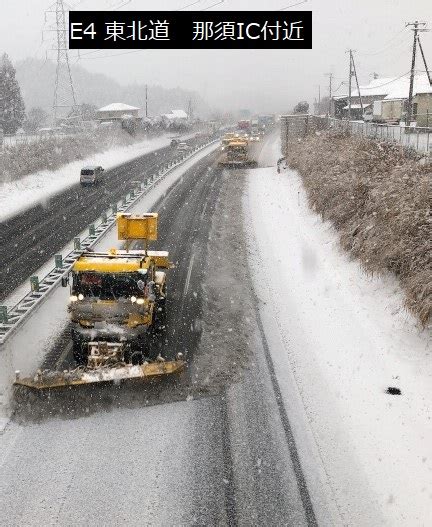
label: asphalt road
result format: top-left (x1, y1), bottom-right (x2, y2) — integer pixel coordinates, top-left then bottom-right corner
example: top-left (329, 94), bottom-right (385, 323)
top-left (2, 136), bottom-right (316, 526)
top-left (0, 136), bottom-right (205, 301)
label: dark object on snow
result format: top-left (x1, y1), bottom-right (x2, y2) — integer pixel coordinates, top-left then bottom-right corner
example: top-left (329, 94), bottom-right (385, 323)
top-left (386, 387), bottom-right (401, 395)
top-left (277, 156), bottom-right (285, 173)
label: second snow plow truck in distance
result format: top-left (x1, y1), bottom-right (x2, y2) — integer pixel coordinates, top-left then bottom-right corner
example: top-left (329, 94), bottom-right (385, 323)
top-left (218, 137), bottom-right (258, 168)
top-left (14, 213), bottom-right (185, 390)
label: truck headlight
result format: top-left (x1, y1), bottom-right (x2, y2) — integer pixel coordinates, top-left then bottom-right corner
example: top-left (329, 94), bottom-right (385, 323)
top-left (70, 295), bottom-right (78, 302)
top-left (131, 296), bottom-right (137, 303)
top-left (136, 298), bottom-right (145, 305)
top-left (78, 294), bottom-right (84, 300)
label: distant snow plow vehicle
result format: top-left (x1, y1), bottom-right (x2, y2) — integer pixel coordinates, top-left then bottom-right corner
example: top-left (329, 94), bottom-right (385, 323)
top-left (14, 213), bottom-right (185, 390)
top-left (218, 138), bottom-right (258, 168)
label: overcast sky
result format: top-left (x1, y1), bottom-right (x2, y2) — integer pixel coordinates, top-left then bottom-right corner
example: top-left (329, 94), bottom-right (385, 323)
top-left (0, 0), bottom-right (431, 113)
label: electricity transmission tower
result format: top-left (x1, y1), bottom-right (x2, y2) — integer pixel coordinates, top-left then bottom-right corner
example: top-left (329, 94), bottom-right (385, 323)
top-left (46, 0), bottom-right (78, 124)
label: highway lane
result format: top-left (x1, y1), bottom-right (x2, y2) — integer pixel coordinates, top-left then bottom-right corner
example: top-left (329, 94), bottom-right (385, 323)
top-left (2, 135), bottom-right (315, 525)
top-left (0, 136), bottom-right (207, 301)
top-left (39, 150), bottom-right (221, 376)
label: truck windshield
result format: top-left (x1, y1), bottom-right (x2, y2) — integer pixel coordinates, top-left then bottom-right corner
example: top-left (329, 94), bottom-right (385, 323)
top-left (80, 170), bottom-right (95, 175)
top-left (72, 272), bottom-right (146, 299)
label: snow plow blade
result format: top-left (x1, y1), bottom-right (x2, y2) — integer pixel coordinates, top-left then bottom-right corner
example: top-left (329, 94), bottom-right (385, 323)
top-left (13, 360), bottom-right (185, 390)
top-left (218, 160), bottom-right (258, 169)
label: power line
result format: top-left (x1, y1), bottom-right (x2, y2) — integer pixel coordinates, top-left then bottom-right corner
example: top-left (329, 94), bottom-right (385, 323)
top-left (357, 27), bottom-right (407, 56)
top-left (358, 71), bottom-right (411, 90)
top-left (79, 49), bottom-right (146, 60)
top-left (202, 0), bottom-right (224, 10)
top-left (280, 0), bottom-right (308, 9)
top-left (358, 37), bottom-right (412, 59)
top-left (177, 0), bottom-right (201, 9)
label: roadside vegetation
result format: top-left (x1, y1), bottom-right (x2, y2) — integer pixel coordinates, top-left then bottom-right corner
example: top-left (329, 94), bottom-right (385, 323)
top-left (285, 132), bottom-right (431, 326)
top-left (0, 129), bottom-right (154, 185)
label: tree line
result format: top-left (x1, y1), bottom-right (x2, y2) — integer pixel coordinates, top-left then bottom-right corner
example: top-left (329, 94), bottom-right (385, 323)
top-left (0, 53), bottom-right (98, 135)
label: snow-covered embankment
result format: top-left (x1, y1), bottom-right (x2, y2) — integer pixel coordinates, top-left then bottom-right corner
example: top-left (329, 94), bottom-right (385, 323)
top-left (244, 137), bottom-right (431, 526)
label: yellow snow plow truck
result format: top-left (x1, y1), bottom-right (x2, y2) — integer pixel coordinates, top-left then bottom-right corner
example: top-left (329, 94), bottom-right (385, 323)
top-left (218, 138), bottom-right (258, 168)
top-left (14, 213), bottom-right (185, 390)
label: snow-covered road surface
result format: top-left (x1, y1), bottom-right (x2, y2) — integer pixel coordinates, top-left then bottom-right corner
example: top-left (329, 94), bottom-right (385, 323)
top-left (0, 142), bottom-right (219, 418)
top-left (0, 399), bottom-right (227, 526)
top-left (0, 134), bottom-right (315, 526)
top-left (0, 133), bottom-right (191, 221)
top-left (245, 137), bottom-right (432, 525)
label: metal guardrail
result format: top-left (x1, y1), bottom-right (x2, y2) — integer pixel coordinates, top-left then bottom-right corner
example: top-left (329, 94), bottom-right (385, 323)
top-left (0, 138), bottom-right (217, 344)
top-left (315, 116), bottom-right (431, 154)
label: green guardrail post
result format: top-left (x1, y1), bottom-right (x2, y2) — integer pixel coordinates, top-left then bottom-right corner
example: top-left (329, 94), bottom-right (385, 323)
top-left (122, 196), bottom-right (127, 206)
top-left (130, 189), bottom-right (135, 199)
top-left (54, 254), bottom-right (63, 269)
top-left (112, 203), bottom-right (117, 214)
top-left (30, 276), bottom-right (39, 292)
top-left (0, 306), bottom-right (8, 324)
top-left (101, 211), bottom-right (108, 223)
top-left (89, 224), bottom-right (96, 236)
top-left (74, 237), bottom-right (81, 250)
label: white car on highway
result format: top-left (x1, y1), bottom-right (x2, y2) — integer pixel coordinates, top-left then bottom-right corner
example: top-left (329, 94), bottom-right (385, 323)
top-left (176, 142), bottom-right (190, 152)
top-left (80, 165), bottom-right (104, 185)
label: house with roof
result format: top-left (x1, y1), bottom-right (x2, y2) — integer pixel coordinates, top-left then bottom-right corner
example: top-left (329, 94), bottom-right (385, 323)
top-left (332, 74), bottom-right (432, 124)
top-left (96, 103), bottom-right (141, 122)
top-left (332, 77), bottom-right (396, 119)
top-left (161, 109), bottom-right (189, 126)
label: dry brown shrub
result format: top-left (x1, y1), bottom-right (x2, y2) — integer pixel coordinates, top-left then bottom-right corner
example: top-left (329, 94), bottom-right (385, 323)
top-left (285, 133), bottom-right (431, 326)
top-left (0, 128), bottom-right (149, 185)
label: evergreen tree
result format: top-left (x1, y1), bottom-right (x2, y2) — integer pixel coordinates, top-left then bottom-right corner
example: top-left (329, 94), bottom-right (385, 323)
top-left (0, 53), bottom-right (25, 134)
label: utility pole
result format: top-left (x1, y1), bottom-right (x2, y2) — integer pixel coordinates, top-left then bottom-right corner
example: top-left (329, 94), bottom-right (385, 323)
top-left (314, 85), bottom-right (321, 115)
top-left (351, 51), bottom-right (364, 116)
top-left (405, 21), bottom-right (427, 125)
top-left (46, 0), bottom-right (78, 125)
top-left (145, 84), bottom-right (148, 118)
top-left (325, 72), bottom-right (333, 116)
top-left (347, 50), bottom-right (354, 121)
top-left (187, 99), bottom-right (193, 121)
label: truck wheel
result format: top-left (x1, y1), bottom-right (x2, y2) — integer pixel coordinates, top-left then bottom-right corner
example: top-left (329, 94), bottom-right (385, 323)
top-left (72, 339), bottom-right (87, 366)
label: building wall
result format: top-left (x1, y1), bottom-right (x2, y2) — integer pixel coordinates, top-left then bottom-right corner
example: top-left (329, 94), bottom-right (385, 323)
top-left (381, 99), bottom-right (404, 121)
top-left (97, 109), bottom-right (139, 121)
top-left (415, 93), bottom-right (432, 127)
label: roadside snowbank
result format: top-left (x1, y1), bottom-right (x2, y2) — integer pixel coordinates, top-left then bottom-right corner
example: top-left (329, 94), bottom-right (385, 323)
top-left (0, 134), bottom-right (177, 221)
top-left (285, 133), bottom-right (431, 325)
top-left (245, 137), bottom-right (432, 526)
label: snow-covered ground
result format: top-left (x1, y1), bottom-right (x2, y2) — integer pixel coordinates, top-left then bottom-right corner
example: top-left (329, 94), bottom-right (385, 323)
top-left (0, 133), bottom-right (186, 222)
top-left (245, 137), bottom-right (432, 526)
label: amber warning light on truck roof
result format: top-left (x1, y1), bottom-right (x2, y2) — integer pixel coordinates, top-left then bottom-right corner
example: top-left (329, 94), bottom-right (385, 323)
top-left (69, 11), bottom-right (312, 50)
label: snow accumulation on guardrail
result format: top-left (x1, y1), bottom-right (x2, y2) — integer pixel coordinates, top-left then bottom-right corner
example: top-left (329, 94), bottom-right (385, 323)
top-left (0, 138), bottom-right (217, 346)
top-left (0, 132), bottom-right (196, 222)
top-left (0, 138), bottom-right (218, 419)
